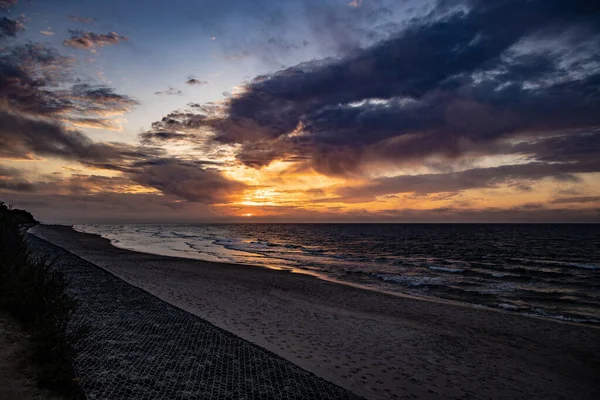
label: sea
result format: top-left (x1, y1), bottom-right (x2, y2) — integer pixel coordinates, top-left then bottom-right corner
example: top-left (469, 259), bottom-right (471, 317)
top-left (73, 223), bottom-right (600, 324)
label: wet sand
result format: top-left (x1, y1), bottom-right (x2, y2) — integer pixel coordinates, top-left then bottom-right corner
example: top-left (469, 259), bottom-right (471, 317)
top-left (30, 225), bottom-right (600, 400)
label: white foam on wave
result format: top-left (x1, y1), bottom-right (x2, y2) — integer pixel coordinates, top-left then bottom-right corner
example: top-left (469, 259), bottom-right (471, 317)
top-left (74, 224), bottom-right (244, 264)
top-left (374, 273), bottom-right (444, 287)
top-left (497, 303), bottom-right (519, 310)
top-left (428, 265), bottom-right (465, 273)
top-left (526, 308), bottom-right (600, 324)
top-left (511, 257), bottom-right (600, 270)
top-left (540, 260), bottom-right (600, 270)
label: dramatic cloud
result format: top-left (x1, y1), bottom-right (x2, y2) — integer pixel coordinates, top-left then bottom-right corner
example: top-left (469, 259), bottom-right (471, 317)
top-left (334, 158), bottom-right (600, 202)
top-left (66, 84), bottom-right (138, 116)
top-left (146, 0), bottom-right (600, 182)
top-left (130, 159), bottom-right (245, 203)
top-left (0, 14), bottom-right (143, 182)
top-left (0, 22), bottom-right (245, 206)
top-left (1, 44), bottom-right (74, 112)
top-left (0, 165), bottom-right (33, 192)
top-left (0, 16), bottom-right (20, 39)
top-left (63, 30), bottom-right (127, 50)
top-left (0, 41), bottom-right (138, 132)
top-left (0, 109), bottom-right (244, 202)
top-left (0, 109), bottom-right (158, 164)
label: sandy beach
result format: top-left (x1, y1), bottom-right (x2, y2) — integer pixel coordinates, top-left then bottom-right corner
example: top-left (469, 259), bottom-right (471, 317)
top-left (30, 225), bottom-right (600, 400)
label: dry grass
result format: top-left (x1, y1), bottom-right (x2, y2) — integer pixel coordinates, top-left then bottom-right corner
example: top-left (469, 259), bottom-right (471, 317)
top-left (0, 201), bottom-right (86, 399)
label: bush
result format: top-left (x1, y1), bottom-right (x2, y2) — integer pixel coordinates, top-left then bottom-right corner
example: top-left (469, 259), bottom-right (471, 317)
top-left (0, 201), bottom-right (86, 398)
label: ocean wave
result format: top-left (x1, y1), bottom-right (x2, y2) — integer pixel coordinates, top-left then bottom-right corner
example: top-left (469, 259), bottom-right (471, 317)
top-left (171, 232), bottom-right (198, 239)
top-left (509, 258), bottom-right (600, 270)
top-left (526, 308), bottom-right (600, 324)
top-left (428, 265), bottom-right (465, 273)
top-left (373, 273), bottom-right (444, 287)
top-left (551, 261), bottom-right (600, 270)
top-left (496, 303), bottom-right (519, 310)
top-left (72, 223), bottom-right (600, 324)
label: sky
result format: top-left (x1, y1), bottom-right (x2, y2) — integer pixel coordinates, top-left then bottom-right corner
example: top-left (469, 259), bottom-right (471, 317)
top-left (1, 0), bottom-right (600, 223)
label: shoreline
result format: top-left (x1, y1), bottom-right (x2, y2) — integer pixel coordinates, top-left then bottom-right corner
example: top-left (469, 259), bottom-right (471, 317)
top-left (70, 223), bottom-right (600, 327)
top-left (29, 224), bottom-right (600, 399)
top-left (75, 225), bottom-right (478, 306)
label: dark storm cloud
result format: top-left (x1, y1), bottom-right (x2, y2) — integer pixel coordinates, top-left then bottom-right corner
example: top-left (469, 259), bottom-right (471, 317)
top-left (0, 16), bottom-right (19, 39)
top-left (147, 0), bottom-right (600, 180)
top-left (67, 83), bottom-right (138, 115)
top-left (0, 109), bottom-right (163, 165)
top-left (63, 30), bottom-right (127, 50)
top-left (0, 165), bottom-right (21, 178)
top-left (0, 165), bottom-right (33, 192)
top-left (218, 0), bottom-right (598, 140)
top-left (0, 110), bottom-right (243, 202)
top-left (1, 109), bottom-right (95, 160)
top-left (0, 43), bottom-right (137, 142)
top-left (95, 159), bottom-right (244, 205)
top-left (1, 44), bottom-right (74, 115)
top-left (0, 43), bottom-right (137, 120)
top-left (334, 159), bottom-right (600, 202)
top-left (130, 159), bottom-right (245, 203)
top-left (506, 131), bottom-right (600, 164)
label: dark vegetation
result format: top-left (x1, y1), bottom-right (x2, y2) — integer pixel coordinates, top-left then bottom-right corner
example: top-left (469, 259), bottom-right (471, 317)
top-left (0, 201), bottom-right (86, 398)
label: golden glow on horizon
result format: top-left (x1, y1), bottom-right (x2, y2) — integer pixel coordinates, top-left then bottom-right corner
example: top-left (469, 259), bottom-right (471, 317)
top-left (6, 138), bottom-right (600, 220)
top-left (216, 160), bottom-right (600, 219)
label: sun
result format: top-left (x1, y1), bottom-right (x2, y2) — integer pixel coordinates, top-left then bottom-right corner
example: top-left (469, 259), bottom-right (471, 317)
top-left (242, 213), bottom-right (254, 217)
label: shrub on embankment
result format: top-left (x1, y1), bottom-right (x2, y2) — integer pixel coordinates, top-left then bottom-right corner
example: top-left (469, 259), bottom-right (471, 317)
top-left (0, 201), bottom-right (86, 398)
